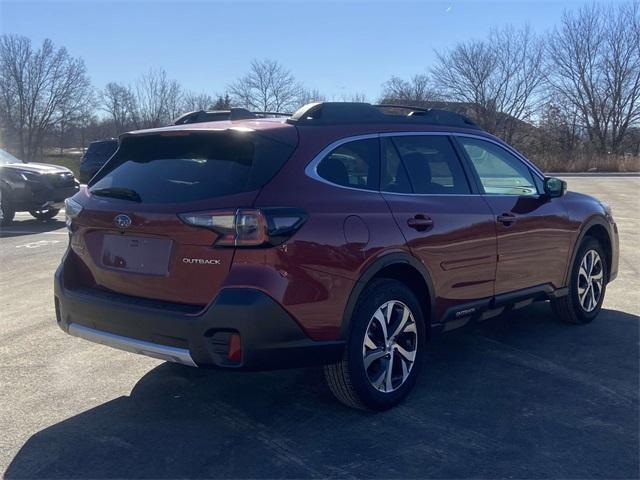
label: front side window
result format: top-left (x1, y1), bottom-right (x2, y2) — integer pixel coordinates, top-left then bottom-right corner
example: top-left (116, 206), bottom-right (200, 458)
top-left (316, 138), bottom-right (380, 191)
top-left (458, 137), bottom-right (538, 195)
top-left (390, 135), bottom-right (470, 194)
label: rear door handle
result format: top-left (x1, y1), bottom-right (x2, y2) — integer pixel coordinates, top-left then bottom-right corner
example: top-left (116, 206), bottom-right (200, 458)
top-left (407, 215), bottom-right (433, 231)
top-left (497, 213), bottom-right (517, 226)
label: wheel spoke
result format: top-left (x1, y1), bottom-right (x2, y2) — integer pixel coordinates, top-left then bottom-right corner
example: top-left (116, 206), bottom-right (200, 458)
top-left (363, 348), bottom-right (387, 369)
top-left (372, 369), bottom-right (386, 390)
top-left (395, 344), bottom-right (416, 363)
top-left (385, 353), bottom-right (394, 391)
top-left (579, 266), bottom-right (589, 280)
top-left (372, 308), bottom-right (388, 342)
top-left (402, 322), bottom-right (417, 336)
top-left (384, 301), bottom-right (395, 321)
top-left (364, 331), bottom-right (377, 350)
top-left (389, 305), bottom-right (411, 339)
top-left (579, 284), bottom-right (589, 303)
top-left (400, 356), bottom-right (410, 383)
top-left (589, 284), bottom-right (597, 309)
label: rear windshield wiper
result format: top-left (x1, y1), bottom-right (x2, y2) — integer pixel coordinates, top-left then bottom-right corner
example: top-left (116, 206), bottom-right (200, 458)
top-left (90, 187), bottom-right (142, 203)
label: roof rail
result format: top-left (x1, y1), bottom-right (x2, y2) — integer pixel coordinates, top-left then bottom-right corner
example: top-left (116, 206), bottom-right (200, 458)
top-left (173, 109), bottom-right (292, 125)
top-left (286, 102), bottom-right (479, 129)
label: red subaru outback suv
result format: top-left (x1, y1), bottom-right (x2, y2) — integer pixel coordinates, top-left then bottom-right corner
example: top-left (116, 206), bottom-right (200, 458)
top-left (55, 103), bottom-right (619, 410)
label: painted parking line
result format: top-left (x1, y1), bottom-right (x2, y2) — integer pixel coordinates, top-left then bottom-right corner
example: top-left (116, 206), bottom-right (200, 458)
top-left (15, 239), bottom-right (62, 249)
top-left (0, 229), bottom-right (68, 235)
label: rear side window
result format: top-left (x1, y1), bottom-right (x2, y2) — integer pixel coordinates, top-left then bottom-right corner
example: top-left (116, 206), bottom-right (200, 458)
top-left (89, 132), bottom-right (295, 203)
top-left (317, 138), bottom-right (380, 191)
top-left (391, 135), bottom-right (470, 194)
top-left (381, 137), bottom-right (411, 193)
top-left (83, 141), bottom-right (118, 165)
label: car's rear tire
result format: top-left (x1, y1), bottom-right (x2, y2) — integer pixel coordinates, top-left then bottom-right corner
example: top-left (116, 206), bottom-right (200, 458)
top-left (0, 190), bottom-right (15, 226)
top-left (551, 236), bottom-right (607, 324)
top-left (29, 208), bottom-right (60, 221)
top-left (324, 279), bottom-right (426, 411)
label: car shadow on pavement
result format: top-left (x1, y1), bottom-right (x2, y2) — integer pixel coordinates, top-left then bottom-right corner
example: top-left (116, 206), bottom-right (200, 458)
top-left (5, 304), bottom-right (639, 479)
top-left (0, 219), bottom-right (66, 238)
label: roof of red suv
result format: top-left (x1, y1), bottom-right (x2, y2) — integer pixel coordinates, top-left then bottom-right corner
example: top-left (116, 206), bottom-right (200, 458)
top-left (124, 103), bottom-right (482, 138)
top-left (124, 117), bottom-right (292, 137)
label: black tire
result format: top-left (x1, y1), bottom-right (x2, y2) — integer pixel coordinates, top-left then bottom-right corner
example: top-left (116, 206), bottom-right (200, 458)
top-left (324, 279), bottom-right (426, 411)
top-left (551, 236), bottom-right (607, 324)
top-left (0, 190), bottom-right (15, 226)
top-left (29, 208), bottom-right (60, 221)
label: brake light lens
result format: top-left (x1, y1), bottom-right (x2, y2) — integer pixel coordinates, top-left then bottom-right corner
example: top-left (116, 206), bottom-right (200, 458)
top-left (179, 208), bottom-right (306, 247)
top-left (64, 198), bottom-right (83, 231)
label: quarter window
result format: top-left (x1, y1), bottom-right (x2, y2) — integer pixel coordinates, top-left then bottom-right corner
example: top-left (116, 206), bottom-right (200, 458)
top-left (390, 135), bottom-right (470, 194)
top-left (458, 137), bottom-right (538, 195)
top-left (317, 138), bottom-right (380, 191)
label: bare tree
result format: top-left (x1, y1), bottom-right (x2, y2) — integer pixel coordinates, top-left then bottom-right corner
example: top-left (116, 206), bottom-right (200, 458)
top-left (380, 74), bottom-right (440, 105)
top-left (547, 2), bottom-right (640, 154)
top-left (229, 59), bottom-right (304, 112)
top-left (181, 91), bottom-right (215, 112)
top-left (0, 35), bottom-right (92, 160)
top-left (298, 88), bottom-right (326, 106)
top-left (133, 68), bottom-right (182, 128)
top-left (432, 25), bottom-right (546, 142)
top-left (341, 92), bottom-right (368, 103)
top-left (101, 82), bottom-right (136, 133)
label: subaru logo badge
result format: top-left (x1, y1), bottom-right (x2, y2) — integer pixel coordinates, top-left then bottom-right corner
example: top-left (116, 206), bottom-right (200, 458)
top-left (114, 214), bottom-right (132, 230)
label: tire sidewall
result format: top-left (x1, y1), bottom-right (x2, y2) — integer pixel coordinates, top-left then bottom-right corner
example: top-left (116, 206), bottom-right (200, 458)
top-left (346, 279), bottom-right (426, 410)
top-left (30, 208), bottom-right (60, 220)
top-left (569, 238), bottom-right (607, 322)
top-left (0, 188), bottom-right (15, 226)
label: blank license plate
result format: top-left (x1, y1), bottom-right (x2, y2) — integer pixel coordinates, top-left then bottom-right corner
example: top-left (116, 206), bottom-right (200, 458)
top-left (101, 234), bottom-right (173, 276)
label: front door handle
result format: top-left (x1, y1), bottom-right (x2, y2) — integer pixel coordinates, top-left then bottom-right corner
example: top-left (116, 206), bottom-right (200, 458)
top-left (407, 214), bottom-right (433, 231)
top-left (497, 213), bottom-right (517, 226)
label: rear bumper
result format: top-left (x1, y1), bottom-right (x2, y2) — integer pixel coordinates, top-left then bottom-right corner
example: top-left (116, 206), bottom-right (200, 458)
top-left (54, 262), bottom-right (344, 370)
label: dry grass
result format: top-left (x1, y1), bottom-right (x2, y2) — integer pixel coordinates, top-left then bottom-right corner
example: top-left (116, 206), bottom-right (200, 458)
top-left (41, 149), bottom-right (82, 177)
top-left (529, 154), bottom-right (639, 173)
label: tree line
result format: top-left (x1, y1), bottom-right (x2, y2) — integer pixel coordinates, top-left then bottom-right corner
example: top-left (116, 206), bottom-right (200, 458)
top-left (0, 1), bottom-right (638, 171)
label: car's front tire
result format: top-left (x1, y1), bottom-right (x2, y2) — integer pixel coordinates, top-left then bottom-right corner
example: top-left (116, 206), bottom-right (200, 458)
top-left (29, 208), bottom-right (60, 221)
top-left (552, 236), bottom-right (607, 324)
top-left (324, 279), bottom-right (426, 411)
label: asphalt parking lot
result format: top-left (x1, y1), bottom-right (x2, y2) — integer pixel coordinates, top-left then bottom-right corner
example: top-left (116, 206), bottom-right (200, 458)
top-left (1, 176), bottom-right (638, 479)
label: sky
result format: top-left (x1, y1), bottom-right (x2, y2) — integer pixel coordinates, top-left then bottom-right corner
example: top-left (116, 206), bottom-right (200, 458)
top-left (0, 0), bottom-right (619, 102)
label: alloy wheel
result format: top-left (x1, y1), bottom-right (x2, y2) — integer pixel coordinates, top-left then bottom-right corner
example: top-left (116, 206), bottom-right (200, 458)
top-left (577, 249), bottom-right (604, 312)
top-left (362, 300), bottom-right (418, 393)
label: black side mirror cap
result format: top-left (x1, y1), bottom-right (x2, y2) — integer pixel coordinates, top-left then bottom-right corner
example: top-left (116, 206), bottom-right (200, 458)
top-left (544, 177), bottom-right (567, 198)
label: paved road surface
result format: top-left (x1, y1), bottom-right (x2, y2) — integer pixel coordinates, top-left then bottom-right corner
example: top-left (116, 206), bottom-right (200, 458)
top-left (1, 177), bottom-right (638, 478)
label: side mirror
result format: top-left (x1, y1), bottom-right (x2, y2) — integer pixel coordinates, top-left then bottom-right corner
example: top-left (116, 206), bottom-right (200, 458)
top-left (544, 177), bottom-right (567, 198)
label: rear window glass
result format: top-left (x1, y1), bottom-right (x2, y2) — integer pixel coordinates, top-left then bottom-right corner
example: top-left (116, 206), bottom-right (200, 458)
top-left (89, 132), bottom-right (295, 203)
top-left (85, 141), bottom-right (117, 158)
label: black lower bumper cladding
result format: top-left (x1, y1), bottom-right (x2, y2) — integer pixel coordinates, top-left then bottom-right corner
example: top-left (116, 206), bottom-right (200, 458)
top-left (54, 264), bottom-right (344, 370)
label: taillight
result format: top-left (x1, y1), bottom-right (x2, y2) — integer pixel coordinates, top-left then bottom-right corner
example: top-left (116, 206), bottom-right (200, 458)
top-left (179, 208), bottom-right (307, 247)
top-left (64, 198), bottom-right (83, 232)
